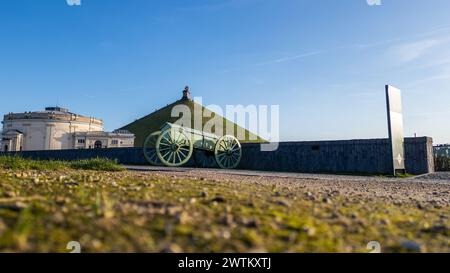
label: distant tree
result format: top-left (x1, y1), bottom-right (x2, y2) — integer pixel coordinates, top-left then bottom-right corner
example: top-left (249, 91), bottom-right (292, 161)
top-left (435, 155), bottom-right (450, 172)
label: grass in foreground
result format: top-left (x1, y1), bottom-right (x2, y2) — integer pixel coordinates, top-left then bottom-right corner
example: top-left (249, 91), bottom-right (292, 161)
top-left (0, 156), bottom-right (124, 172)
top-left (0, 167), bottom-right (448, 253)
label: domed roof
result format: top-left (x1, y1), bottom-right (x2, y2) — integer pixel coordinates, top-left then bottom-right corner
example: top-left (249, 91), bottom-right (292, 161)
top-left (3, 107), bottom-right (103, 126)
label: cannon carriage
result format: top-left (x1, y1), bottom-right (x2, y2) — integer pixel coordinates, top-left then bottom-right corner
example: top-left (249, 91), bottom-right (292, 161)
top-left (143, 123), bottom-right (242, 169)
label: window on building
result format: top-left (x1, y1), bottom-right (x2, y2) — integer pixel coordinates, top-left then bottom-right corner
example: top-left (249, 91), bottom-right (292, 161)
top-left (111, 140), bottom-right (119, 145)
top-left (94, 141), bottom-right (102, 149)
top-left (77, 139), bottom-right (86, 144)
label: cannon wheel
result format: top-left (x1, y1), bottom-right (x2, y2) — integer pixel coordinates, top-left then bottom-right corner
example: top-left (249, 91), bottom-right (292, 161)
top-left (156, 128), bottom-right (193, 167)
top-left (143, 131), bottom-right (163, 166)
top-left (214, 135), bottom-right (242, 169)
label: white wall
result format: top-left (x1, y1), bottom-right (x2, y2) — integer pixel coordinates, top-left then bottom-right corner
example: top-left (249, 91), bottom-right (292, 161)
top-left (2, 119), bottom-right (103, 151)
top-left (74, 135), bottom-right (135, 149)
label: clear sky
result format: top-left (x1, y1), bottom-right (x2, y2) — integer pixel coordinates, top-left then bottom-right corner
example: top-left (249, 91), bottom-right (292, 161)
top-left (1, 0), bottom-right (449, 143)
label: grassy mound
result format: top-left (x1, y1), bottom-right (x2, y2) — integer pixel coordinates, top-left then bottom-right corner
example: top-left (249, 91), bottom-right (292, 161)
top-left (119, 99), bottom-right (266, 147)
top-left (69, 158), bottom-right (124, 172)
top-left (0, 156), bottom-right (124, 172)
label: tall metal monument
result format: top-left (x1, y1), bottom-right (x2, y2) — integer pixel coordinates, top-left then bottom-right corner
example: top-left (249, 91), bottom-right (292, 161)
top-left (385, 85), bottom-right (406, 175)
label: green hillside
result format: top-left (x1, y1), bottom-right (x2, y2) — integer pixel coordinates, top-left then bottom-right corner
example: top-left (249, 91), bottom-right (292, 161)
top-left (120, 99), bottom-right (265, 147)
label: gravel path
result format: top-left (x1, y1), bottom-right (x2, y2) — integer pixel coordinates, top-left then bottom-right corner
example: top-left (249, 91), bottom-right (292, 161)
top-left (126, 166), bottom-right (450, 208)
top-left (414, 172), bottom-right (450, 181)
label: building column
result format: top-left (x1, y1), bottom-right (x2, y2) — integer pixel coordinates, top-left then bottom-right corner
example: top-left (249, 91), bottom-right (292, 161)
top-left (45, 125), bottom-right (54, 150)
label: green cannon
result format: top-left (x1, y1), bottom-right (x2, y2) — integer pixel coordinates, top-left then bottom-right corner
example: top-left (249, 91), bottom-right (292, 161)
top-left (143, 123), bottom-right (242, 169)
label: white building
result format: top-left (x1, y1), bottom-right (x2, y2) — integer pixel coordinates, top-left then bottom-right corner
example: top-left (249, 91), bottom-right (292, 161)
top-left (1, 107), bottom-right (134, 152)
top-left (73, 130), bottom-right (135, 149)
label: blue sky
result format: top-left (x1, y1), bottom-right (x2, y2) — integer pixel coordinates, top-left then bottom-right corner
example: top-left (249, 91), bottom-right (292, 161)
top-left (1, 0), bottom-right (450, 143)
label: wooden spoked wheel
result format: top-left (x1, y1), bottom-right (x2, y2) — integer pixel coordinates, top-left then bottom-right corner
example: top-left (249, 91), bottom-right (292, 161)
top-left (214, 135), bottom-right (242, 169)
top-left (143, 131), bottom-right (162, 166)
top-left (156, 128), bottom-right (193, 167)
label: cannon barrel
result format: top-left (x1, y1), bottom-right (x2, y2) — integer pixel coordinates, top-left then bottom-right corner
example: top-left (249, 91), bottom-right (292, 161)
top-left (143, 123), bottom-right (242, 169)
